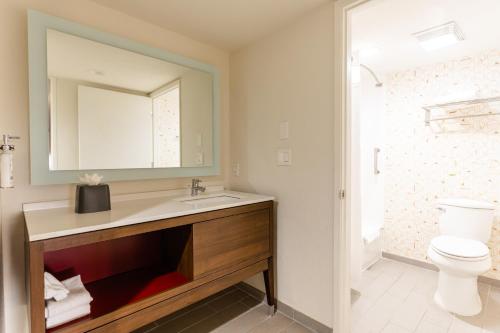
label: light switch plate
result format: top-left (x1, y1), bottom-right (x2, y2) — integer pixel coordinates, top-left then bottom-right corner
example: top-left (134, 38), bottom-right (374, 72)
top-left (277, 148), bottom-right (292, 166)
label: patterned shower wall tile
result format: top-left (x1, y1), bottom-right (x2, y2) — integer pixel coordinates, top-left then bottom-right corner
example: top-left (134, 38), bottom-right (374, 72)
top-left (382, 50), bottom-right (500, 280)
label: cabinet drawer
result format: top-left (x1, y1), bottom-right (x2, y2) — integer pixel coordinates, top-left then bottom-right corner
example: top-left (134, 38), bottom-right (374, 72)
top-left (193, 209), bottom-right (270, 278)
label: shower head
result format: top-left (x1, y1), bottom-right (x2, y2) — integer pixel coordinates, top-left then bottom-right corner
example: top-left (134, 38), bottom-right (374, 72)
top-left (360, 64), bottom-right (383, 87)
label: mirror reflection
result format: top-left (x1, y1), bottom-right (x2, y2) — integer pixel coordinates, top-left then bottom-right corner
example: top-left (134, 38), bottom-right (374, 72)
top-left (47, 29), bottom-right (213, 170)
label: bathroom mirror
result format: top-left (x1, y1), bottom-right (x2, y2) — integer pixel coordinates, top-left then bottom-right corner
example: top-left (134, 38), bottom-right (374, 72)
top-left (47, 29), bottom-right (214, 170)
top-left (28, 10), bottom-right (220, 184)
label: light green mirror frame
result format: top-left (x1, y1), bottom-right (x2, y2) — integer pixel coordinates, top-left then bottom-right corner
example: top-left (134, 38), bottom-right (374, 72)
top-left (28, 10), bottom-right (220, 185)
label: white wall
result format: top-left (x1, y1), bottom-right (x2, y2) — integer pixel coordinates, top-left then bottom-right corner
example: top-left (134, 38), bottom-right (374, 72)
top-left (229, 3), bottom-right (334, 327)
top-left (0, 1), bottom-right (230, 331)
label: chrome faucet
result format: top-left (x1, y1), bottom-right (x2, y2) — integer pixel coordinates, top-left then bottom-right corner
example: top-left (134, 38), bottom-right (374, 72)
top-left (191, 178), bottom-right (206, 196)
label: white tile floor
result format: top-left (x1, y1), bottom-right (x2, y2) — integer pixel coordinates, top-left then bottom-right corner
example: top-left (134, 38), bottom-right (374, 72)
top-left (351, 258), bottom-right (500, 333)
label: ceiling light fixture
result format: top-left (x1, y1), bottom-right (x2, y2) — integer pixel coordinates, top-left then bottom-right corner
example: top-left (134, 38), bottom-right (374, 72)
top-left (413, 21), bottom-right (464, 52)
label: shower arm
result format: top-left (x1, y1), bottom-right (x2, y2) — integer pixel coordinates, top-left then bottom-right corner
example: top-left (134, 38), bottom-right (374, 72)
top-left (360, 64), bottom-right (383, 87)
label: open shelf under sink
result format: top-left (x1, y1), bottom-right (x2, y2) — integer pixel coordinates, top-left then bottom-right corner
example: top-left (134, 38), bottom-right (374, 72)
top-left (47, 267), bottom-right (188, 332)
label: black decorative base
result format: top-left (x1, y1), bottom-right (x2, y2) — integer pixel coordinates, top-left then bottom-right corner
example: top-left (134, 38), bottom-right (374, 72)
top-left (75, 184), bottom-right (111, 214)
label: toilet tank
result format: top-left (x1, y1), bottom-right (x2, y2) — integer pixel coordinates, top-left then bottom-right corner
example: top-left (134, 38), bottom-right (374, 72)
top-left (437, 198), bottom-right (495, 243)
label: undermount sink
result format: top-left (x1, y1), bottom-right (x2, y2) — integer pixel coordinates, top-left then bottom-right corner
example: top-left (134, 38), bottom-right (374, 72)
top-left (180, 194), bottom-right (242, 206)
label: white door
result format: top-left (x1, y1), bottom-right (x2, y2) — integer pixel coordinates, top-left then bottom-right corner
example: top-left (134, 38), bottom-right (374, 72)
top-left (78, 85), bottom-right (153, 169)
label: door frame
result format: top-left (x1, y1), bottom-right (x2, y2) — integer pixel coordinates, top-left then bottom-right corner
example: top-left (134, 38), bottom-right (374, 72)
top-left (333, 1), bottom-right (371, 332)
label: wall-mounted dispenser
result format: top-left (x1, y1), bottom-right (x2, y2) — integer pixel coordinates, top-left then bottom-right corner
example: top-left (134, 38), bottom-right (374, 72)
top-left (0, 135), bottom-right (20, 188)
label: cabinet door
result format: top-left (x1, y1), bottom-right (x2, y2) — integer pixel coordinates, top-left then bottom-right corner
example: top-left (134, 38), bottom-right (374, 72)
top-left (193, 209), bottom-right (270, 278)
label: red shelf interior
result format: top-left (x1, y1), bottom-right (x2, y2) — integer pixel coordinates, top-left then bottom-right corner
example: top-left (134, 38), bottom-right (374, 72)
top-left (47, 267), bottom-right (188, 332)
top-left (44, 227), bottom-right (192, 332)
top-left (86, 267), bottom-right (188, 316)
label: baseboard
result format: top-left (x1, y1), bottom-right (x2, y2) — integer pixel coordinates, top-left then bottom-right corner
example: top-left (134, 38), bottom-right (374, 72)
top-left (235, 282), bottom-right (333, 333)
top-left (382, 251), bottom-right (500, 287)
top-left (382, 252), bottom-right (437, 271)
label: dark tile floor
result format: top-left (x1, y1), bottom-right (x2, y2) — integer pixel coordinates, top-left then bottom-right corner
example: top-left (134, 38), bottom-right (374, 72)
top-left (133, 285), bottom-right (313, 333)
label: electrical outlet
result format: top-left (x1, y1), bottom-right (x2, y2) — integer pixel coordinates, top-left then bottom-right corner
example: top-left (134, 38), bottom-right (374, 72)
top-left (277, 149), bottom-right (292, 166)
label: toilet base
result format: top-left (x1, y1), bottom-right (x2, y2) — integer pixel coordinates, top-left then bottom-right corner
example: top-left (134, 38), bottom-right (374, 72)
top-left (434, 270), bottom-right (482, 316)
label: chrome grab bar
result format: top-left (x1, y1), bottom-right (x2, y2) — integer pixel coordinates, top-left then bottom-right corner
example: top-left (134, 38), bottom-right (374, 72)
top-left (374, 148), bottom-right (381, 175)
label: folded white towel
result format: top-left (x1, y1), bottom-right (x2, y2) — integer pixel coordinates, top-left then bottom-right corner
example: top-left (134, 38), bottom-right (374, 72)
top-left (44, 272), bottom-right (69, 301)
top-left (45, 275), bottom-right (93, 319)
top-left (46, 304), bottom-right (91, 329)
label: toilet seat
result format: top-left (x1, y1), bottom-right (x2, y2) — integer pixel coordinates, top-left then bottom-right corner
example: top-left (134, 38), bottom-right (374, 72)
top-left (431, 235), bottom-right (490, 262)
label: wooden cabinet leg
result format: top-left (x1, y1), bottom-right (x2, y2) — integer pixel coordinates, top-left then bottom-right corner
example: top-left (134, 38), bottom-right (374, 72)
top-left (263, 258), bottom-right (275, 311)
top-left (29, 242), bottom-right (46, 333)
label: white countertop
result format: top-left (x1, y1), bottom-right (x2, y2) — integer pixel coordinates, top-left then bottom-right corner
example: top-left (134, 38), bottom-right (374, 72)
top-left (24, 188), bottom-right (274, 242)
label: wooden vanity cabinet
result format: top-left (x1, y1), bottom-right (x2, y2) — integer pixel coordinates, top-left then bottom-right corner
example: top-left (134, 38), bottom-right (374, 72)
top-left (26, 201), bottom-right (274, 333)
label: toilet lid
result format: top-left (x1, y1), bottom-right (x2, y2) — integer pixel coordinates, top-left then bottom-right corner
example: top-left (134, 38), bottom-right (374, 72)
top-left (431, 235), bottom-right (490, 260)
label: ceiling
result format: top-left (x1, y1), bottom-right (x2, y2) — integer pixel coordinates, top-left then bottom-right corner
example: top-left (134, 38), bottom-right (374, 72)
top-left (90, 0), bottom-right (331, 51)
top-left (47, 29), bottom-right (191, 92)
top-left (351, 0), bottom-right (500, 75)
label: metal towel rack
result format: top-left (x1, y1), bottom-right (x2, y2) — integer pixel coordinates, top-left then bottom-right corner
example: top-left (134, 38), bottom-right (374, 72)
top-left (423, 96), bottom-right (500, 126)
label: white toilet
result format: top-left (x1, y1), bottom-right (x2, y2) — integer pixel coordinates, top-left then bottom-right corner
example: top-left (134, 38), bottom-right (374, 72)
top-left (428, 198), bottom-right (495, 316)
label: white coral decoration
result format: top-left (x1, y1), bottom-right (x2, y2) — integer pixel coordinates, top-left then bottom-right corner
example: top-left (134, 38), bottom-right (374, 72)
top-left (79, 173), bottom-right (103, 186)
